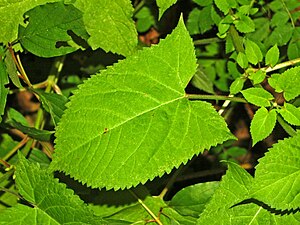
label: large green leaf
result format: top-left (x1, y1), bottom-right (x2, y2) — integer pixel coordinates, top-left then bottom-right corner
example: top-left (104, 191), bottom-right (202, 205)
top-left (0, 153), bottom-right (105, 225)
top-left (0, 0), bottom-right (60, 44)
top-left (51, 19), bottom-right (234, 190)
top-left (18, 2), bottom-right (89, 57)
top-left (251, 132), bottom-right (300, 211)
top-left (197, 162), bottom-right (300, 224)
top-left (74, 0), bottom-right (137, 56)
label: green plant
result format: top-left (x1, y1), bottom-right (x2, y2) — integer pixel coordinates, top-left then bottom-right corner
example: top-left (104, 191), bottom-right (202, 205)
top-left (0, 0), bottom-right (299, 224)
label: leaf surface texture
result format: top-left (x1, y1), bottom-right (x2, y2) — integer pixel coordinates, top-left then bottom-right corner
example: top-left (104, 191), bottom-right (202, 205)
top-left (51, 19), bottom-right (234, 190)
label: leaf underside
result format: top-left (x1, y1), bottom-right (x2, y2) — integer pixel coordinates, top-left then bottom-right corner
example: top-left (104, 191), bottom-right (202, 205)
top-left (51, 19), bottom-right (234, 190)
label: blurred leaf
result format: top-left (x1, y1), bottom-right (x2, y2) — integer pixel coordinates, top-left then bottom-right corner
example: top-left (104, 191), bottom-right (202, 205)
top-left (250, 107), bottom-right (277, 146)
top-left (0, 134), bottom-right (18, 159)
top-left (187, 8), bottom-right (201, 35)
top-left (234, 14), bottom-right (255, 33)
top-left (156, 0), bottom-right (177, 19)
top-left (191, 67), bottom-right (214, 94)
top-left (169, 181), bottom-right (219, 218)
top-left (236, 52), bottom-right (248, 68)
top-left (226, 146), bottom-right (247, 157)
top-left (0, 60), bottom-right (9, 122)
top-left (6, 108), bottom-right (29, 126)
top-left (6, 120), bottom-right (54, 142)
top-left (278, 103), bottom-right (300, 126)
top-left (241, 87), bottom-right (274, 107)
top-left (265, 44), bottom-right (279, 67)
top-left (135, 7), bottom-right (155, 33)
top-left (193, 0), bottom-right (213, 6)
top-left (4, 51), bottom-right (22, 88)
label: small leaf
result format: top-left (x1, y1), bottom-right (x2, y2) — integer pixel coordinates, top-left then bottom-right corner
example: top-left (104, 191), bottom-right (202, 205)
top-left (248, 70), bottom-right (266, 85)
top-left (74, 0), bottom-right (137, 56)
top-left (199, 6), bottom-right (214, 34)
top-left (18, 2), bottom-right (89, 57)
top-left (4, 50), bottom-right (22, 88)
top-left (169, 181), bottom-right (219, 218)
top-left (265, 44), bottom-right (279, 67)
top-left (135, 7), bottom-right (155, 33)
top-left (191, 67), bottom-right (214, 94)
top-left (278, 103), bottom-right (300, 126)
top-left (267, 73), bottom-right (282, 93)
top-left (156, 0), bottom-right (177, 19)
top-left (51, 19), bottom-right (234, 190)
top-left (234, 14), bottom-right (255, 33)
top-left (230, 77), bottom-right (245, 94)
top-left (7, 108), bottom-right (29, 126)
top-left (250, 107), bottom-right (277, 146)
top-left (34, 89), bottom-right (68, 127)
top-left (270, 66), bottom-right (300, 101)
top-left (251, 133), bottom-right (300, 210)
top-left (241, 87), bottom-right (274, 107)
top-left (236, 52), bottom-right (248, 68)
top-left (245, 39), bottom-right (263, 65)
top-left (6, 120), bottom-right (54, 141)
top-left (214, 0), bottom-right (230, 14)
top-left (0, 59), bottom-right (9, 122)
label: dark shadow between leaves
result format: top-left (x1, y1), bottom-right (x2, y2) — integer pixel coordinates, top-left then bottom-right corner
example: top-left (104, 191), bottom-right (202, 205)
top-left (231, 198), bottom-right (300, 216)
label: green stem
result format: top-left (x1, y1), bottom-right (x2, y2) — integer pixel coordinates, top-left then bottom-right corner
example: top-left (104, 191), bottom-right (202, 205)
top-left (264, 58), bottom-right (300, 73)
top-left (129, 190), bottom-right (163, 225)
top-left (229, 25), bottom-right (244, 53)
top-left (133, 0), bottom-right (145, 16)
top-left (186, 94), bottom-right (247, 103)
top-left (21, 56), bottom-right (65, 157)
top-left (277, 115), bottom-right (297, 137)
top-left (281, 0), bottom-right (295, 28)
top-left (159, 164), bottom-right (185, 199)
top-left (193, 37), bottom-right (223, 45)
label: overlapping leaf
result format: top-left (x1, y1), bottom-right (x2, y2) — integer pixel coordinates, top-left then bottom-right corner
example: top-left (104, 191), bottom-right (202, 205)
top-left (18, 2), bottom-right (89, 57)
top-left (251, 132), bottom-right (300, 211)
top-left (268, 66), bottom-right (300, 101)
top-left (0, 0), bottom-right (60, 44)
top-left (0, 153), bottom-right (105, 225)
top-left (74, 0), bottom-right (137, 56)
top-left (197, 162), bottom-right (300, 224)
top-left (51, 19), bottom-right (234, 190)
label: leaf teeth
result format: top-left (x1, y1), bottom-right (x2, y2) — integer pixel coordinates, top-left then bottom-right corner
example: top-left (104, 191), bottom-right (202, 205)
top-left (51, 18), bottom-right (233, 190)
